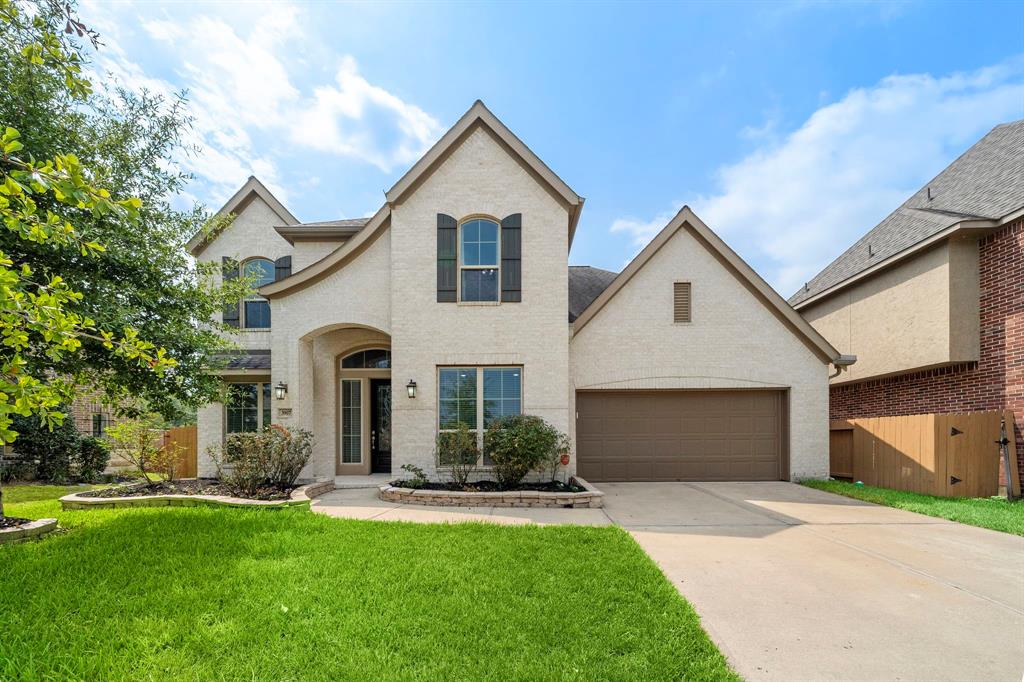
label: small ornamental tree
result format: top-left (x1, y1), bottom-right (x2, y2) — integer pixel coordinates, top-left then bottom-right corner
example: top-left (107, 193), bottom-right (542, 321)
top-left (0, 2), bottom-right (175, 517)
top-left (484, 415), bottom-right (570, 489)
top-left (107, 416), bottom-right (165, 483)
top-left (436, 421), bottom-right (478, 488)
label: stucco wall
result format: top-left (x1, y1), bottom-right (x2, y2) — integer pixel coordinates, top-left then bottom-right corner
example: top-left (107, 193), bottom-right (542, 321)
top-left (389, 126), bottom-right (572, 477)
top-left (570, 223), bottom-right (830, 480)
top-left (801, 240), bottom-right (979, 384)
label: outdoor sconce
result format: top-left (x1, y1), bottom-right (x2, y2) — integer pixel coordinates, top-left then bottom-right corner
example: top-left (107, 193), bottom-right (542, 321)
top-left (274, 382), bottom-right (288, 400)
top-left (406, 379), bottom-right (417, 399)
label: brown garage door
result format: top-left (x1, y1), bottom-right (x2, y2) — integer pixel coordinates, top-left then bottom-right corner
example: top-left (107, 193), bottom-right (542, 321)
top-left (576, 390), bottom-right (785, 482)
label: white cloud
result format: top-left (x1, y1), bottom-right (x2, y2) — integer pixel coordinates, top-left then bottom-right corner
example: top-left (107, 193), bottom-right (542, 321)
top-left (651, 59), bottom-right (1023, 296)
top-left (85, 2), bottom-right (441, 211)
top-left (609, 203), bottom-right (683, 265)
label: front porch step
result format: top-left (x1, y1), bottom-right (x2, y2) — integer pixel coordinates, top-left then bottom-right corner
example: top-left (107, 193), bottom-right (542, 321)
top-left (333, 474), bottom-right (394, 489)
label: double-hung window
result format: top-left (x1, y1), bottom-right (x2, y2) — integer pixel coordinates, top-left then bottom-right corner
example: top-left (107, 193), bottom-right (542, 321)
top-left (460, 218), bottom-right (500, 302)
top-left (242, 258), bottom-right (275, 328)
top-left (438, 366), bottom-right (522, 463)
top-left (226, 382), bottom-right (272, 433)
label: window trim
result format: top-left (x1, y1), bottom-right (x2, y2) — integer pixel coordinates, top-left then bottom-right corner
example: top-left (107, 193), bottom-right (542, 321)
top-left (224, 381), bottom-right (272, 435)
top-left (437, 365), bottom-right (523, 465)
top-left (457, 215), bottom-right (501, 303)
top-left (240, 257), bottom-right (275, 329)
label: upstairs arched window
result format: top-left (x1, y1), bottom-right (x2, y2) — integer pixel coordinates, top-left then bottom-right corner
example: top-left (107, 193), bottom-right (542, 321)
top-left (459, 218), bottom-right (499, 302)
top-left (242, 258), bottom-right (274, 329)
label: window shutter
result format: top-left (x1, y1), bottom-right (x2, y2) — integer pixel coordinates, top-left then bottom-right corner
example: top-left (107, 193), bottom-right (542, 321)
top-left (673, 282), bottom-right (691, 323)
top-left (437, 213), bottom-right (457, 302)
top-left (500, 213), bottom-right (522, 302)
top-left (222, 257), bottom-right (240, 328)
top-left (274, 255), bottom-right (292, 281)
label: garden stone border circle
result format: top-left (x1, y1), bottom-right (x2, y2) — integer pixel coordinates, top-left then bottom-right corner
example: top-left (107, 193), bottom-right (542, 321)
top-left (59, 480), bottom-right (337, 511)
top-left (0, 518), bottom-right (58, 545)
top-left (379, 477), bottom-right (604, 508)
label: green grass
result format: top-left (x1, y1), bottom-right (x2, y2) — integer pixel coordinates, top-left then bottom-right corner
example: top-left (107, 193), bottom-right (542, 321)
top-left (802, 480), bottom-right (1024, 536)
top-left (1, 484), bottom-right (736, 681)
top-left (2, 482), bottom-right (105, 505)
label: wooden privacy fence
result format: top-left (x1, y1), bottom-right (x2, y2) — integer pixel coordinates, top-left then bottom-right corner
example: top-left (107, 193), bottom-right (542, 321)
top-left (829, 411), bottom-right (1016, 498)
top-left (162, 425), bottom-right (198, 479)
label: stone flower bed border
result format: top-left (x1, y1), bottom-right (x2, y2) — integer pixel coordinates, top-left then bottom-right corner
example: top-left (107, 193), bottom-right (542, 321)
top-left (59, 480), bottom-right (336, 511)
top-left (379, 477), bottom-right (604, 508)
top-left (0, 518), bottom-right (59, 545)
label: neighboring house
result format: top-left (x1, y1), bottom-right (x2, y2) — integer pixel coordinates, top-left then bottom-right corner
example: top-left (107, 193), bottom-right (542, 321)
top-left (792, 120), bottom-right (1024, 487)
top-left (189, 101), bottom-right (848, 483)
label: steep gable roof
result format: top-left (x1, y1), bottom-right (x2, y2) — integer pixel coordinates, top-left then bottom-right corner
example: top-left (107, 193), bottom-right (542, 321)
top-left (186, 176), bottom-right (299, 257)
top-left (572, 207), bottom-right (843, 364)
top-left (262, 100), bottom-right (584, 298)
top-left (790, 120), bottom-right (1024, 308)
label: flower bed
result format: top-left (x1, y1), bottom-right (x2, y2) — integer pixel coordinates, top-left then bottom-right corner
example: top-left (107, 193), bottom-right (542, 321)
top-left (379, 477), bottom-right (603, 508)
top-left (60, 480), bottom-right (335, 511)
top-left (0, 517), bottom-right (58, 544)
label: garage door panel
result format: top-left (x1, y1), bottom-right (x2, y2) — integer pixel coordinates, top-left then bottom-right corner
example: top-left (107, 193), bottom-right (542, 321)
top-left (577, 390), bottom-right (784, 482)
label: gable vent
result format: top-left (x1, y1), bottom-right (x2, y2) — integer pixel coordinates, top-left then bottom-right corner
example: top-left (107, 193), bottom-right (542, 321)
top-left (673, 281), bottom-right (692, 323)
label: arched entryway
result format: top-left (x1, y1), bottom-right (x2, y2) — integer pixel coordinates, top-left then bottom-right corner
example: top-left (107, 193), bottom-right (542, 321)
top-left (337, 347), bottom-right (392, 475)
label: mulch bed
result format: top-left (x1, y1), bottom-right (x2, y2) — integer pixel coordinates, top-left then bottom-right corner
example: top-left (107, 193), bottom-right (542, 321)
top-left (80, 479), bottom-right (295, 501)
top-left (392, 480), bottom-right (586, 494)
top-left (0, 516), bottom-right (32, 530)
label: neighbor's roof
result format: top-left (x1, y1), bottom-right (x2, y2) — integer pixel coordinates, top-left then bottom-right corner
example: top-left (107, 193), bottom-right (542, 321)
top-left (186, 177), bottom-right (299, 257)
top-left (568, 266), bottom-right (618, 322)
top-left (790, 119), bottom-right (1024, 307)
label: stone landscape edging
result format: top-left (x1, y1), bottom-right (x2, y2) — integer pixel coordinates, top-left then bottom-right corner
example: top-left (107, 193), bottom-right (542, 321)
top-left (378, 476), bottom-right (604, 508)
top-left (59, 480), bottom-right (336, 511)
top-left (0, 518), bottom-right (58, 544)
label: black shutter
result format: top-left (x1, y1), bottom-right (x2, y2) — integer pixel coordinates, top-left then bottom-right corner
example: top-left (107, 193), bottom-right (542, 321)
top-left (501, 213), bottom-right (522, 302)
top-left (437, 213), bottom-right (457, 302)
top-left (222, 256), bottom-right (240, 327)
top-left (274, 255), bottom-right (292, 281)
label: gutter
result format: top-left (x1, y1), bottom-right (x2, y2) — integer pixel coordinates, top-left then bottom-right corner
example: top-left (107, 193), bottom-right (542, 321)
top-left (830, 354), bottom-right (857, 379)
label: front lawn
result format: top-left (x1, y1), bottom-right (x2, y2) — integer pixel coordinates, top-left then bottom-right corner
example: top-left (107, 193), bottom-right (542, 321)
top-left (802, 480), bottom-right (1024, 536)
top-left (1, 485), bottom-right (736, 681)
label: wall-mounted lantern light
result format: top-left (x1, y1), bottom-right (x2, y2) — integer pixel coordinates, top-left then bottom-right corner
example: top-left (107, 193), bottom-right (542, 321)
top-left (406, 379), bottom-right (417, 399)
top-left (274, 382), bottom-right (288, 400)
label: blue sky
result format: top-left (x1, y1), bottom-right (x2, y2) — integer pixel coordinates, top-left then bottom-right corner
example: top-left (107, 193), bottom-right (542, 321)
top-left (83, 0), bottom-right (1024, 296)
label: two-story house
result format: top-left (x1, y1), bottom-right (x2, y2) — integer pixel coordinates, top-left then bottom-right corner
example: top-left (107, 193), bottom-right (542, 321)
top-left (792, 120), bottom-right (1024, 491)
top-left (188, 101), bottom-right (848, 484)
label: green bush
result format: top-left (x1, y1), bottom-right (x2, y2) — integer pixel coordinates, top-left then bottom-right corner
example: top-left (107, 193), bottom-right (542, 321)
top-left (436, 422), bottom-right (478, 488)
top-left (400, 463), bottom-right (429, 489)
top-left (10, 411), bottom-right (81, 483)
top-left (74, 437), bottom-right (110, 482)
top-left (208, 426), bottom-right (313, 497)
top-left (484, 415), bottom-right (569, 489)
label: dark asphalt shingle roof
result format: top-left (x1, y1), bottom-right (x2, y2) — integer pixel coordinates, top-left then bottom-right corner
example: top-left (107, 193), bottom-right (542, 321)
top-left (291, 218), bottom-right (369, 228)
top-left (216, 350), bottom-right (271, 370)
top-left (569, 265), bottom-right (618, 322)
top-left (790, 119), bottom-right (1024, 306)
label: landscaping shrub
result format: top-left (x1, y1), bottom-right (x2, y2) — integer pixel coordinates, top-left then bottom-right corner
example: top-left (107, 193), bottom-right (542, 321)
top-left (436, 422), bottom-right (478, 488)
top-left (484, 415), bottom-right (570, 489)
top-left (107, 416), bottom-right (165, 483)
top-left (208, 426), bottom-right (313, 497)
top-left (400, 463), bottom-right (429, 489)
top-left (9, 411), bottom-right (81, 483)
top-left (148, 441), bottom-right (186, 482)
top-left (74, 437), bottom-right (110, 483)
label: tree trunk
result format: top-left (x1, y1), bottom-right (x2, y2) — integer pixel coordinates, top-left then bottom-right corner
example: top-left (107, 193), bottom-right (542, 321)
top-left (1, 481), bottom-right (5, 518)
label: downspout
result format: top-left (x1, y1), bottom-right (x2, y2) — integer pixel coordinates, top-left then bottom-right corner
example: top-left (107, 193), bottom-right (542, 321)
top-left (829, 354), bottom-right (857, 379)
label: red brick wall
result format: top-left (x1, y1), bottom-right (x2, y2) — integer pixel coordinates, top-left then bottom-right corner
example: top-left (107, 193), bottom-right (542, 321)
top-left (829, 218), bottom-right (1024, 486)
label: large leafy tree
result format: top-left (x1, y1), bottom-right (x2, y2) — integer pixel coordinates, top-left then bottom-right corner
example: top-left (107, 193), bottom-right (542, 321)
top-left (0, 0), bottom-right (244, 426)
top-left (0, 1), bottom-right (237, 515)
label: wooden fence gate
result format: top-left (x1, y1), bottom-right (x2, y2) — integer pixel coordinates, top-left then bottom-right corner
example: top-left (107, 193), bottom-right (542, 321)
top-left (162, 425), bottom-right (198, 479)
top-left (829, 411), bottom-right (1014, 498)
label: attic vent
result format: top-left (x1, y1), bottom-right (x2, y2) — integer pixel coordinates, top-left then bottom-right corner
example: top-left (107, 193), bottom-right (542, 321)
top-left (673, 281), bottom-right (692, 323)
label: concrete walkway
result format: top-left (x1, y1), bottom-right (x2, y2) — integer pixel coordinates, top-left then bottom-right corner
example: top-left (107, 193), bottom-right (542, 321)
top-left (312, 481), bottom-right (1024, 681)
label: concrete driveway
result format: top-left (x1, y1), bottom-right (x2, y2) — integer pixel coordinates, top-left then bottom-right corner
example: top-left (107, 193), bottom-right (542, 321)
top-left (602, 482), bottom-right (1024, 682)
